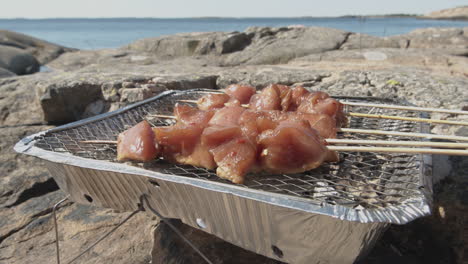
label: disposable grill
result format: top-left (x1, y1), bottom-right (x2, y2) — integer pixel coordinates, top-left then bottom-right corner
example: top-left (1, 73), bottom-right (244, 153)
top-left (15, 89), bottom-right (432, 264)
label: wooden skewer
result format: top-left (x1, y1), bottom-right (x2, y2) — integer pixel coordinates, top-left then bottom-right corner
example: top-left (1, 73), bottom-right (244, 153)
top-left (81, 140), bottom-right (118, 144)
top-left (147, 114), bottom-right (177, 119)
top-left (326, 139), bottom-right (468, 148)
top-left (348, 112), bottom-right (468, 126)
top-left (327, 146), bottom-right (468, 156)
top-left (342, 101), bottom-right (468, 115)
top-left (178, 99), bottom-right (199, 104)
top-left (178, 99), bottom-right (250, 107)
top-left (338, 128), bottom-right (468, 142)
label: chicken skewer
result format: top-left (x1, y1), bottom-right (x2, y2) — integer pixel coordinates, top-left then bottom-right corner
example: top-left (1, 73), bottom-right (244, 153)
top-left (179, 83), bottom-right (468, 127)
top-left (79, 84), bottom-right (468, 186)
top-left (178, 100), bottom-right (468, 126)
top-left (81, 139), bottom-right (468, 151)
top-left (149, 114), bottom-right (468, 142)
top-left (194, 87), bottom-right (468, 116)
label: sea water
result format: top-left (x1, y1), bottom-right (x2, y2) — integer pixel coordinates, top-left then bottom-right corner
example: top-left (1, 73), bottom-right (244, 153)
top-left (1, 17), bottom-right (467, 50)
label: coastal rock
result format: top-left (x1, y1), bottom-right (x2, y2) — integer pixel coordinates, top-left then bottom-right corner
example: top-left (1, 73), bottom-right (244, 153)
top-left (291, 48), bottom-right (468, 76)
top-left (423, 6), bottom-right (468, 20)
top-left (0, 192), bottom-right (157, 264)
top-left (35, 66), bottom-right (219, 123)
top-left (37, 78), bottom-right (103, 124)
top-left (397, 27), bottom-right (468, 55)
top-left (0, 29), bottom-right (76, 65)
top-left (0, 67), bottom-right (16, 78)
top-left (216, 65), bottom-right (330, 89)
top-left (125, 31), bottom-right (252, 58)
top-left (223, 27), bottom-right (350, 65)
top-left (0, 46), bottom-right (40, 75)
top-left (340, 33), bottom-right (402, 50)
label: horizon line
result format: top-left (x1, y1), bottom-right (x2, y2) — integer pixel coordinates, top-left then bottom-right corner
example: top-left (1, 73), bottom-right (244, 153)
top-left (0, 14), bottom-right (424, 20)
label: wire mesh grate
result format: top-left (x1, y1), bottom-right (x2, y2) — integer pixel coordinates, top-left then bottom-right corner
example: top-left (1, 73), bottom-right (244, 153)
top-left (33, 90), bottom-right (427, 209)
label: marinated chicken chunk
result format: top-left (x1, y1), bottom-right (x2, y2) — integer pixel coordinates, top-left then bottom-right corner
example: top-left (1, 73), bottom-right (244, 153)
top-left (258, 120), bottom-right (328, 174)
top-left (117, 120), bottom-right (159, 162)
top-left (197, 93), bottom-right (230, 111)
top-left (225, 84), bottom-right (256, 104)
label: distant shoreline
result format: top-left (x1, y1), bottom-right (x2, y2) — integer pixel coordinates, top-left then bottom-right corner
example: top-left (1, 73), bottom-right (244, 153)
top-left (1, 15), bottom-right (465, 21)
top-left (0, 14), bottom-right (450, 20)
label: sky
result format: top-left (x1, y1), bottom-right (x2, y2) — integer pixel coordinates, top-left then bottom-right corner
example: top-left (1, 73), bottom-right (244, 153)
top-left (0, 0), bottom-right (466, 18)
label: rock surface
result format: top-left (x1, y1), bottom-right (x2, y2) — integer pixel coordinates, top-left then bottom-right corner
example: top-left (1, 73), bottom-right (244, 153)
top-left (0, 30), bottom-right (76, 65)
top-left (0, 45), bottom-right (40, 75)
top-left (423, 6), bottom-right (468, 20)
top-left (1, 26), bottom-right (468, 263)
top-left (0, 30), bottom-right (75, 77)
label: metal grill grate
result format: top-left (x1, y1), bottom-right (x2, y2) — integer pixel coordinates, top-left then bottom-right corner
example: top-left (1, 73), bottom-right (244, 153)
top-left (33, 90), bottom-right (427, 209)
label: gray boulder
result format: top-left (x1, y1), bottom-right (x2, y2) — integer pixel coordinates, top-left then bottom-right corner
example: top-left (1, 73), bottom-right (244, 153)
top-left (0, 30), bottom-right (76, 65)
top-left (0, 67), bottom-right (16, 78)
top-left (125, 31), bottom-right (252, 59)
top-left (390, 27), bottom-right (468, 55)
top-left (223, 26), bottom-right (350, 66)
top-left (0, 46), bottom-right (40, 75)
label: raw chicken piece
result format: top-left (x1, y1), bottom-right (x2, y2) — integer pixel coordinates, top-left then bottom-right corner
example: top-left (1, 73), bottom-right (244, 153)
top-left (225, 84), bottom-right (256, 104)
top-left (210, 137), bottom-right (256, 184)
top-left (291, 85), bottom-right (309, 108)
top-left (174, 104), bottom-right (214, 126)
top-left (201, 125), bottom-right (257, 183)
top-left (117, 120), bottom-right (159, 162)
top-left (258, 120), bottom-right (328, 174)
top-left (174, 142), bottom-right (216, 169)
top-left (201, 125), bottom-right (244, 148)
top-left (196, 93), bottom-right (230, 111)
top-left (153, 125), bottom-right (203, 158)
top-left (249, 85), bottom-right (281, 111)
top-left (287, 112), bottom-right (337, 139)
top-left (208, 105), bottom-right (245, 126)
top-left (155, 105), bottom-right (215, 165)
top-left (296, 94), bottom-right (347, 127)
top-left (275, 84), bottom-right (293, 111)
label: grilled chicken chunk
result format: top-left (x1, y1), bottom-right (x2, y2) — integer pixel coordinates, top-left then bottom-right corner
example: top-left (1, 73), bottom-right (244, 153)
top-left (117, 120), bottom-right (159, 162)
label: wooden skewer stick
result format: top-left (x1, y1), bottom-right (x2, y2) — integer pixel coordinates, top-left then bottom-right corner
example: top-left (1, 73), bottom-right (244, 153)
top-left (81, 140), bottom-right (118, 144)
top-left (342, 101), bottom-right (468, 115)
top-left (178, 99), bottom-right (199, 104)
top-left (147, 114), bottom-right (177, 119)
top-left (178, 99), bottom-right (250, 107)
top-left (348, 112), bottom-right (468, 126)
top-left (338, 128), bottom-right (468, 142)
top-left (327, 146), bottom-right (468, 156)
top-left (326, 139), bottom-right (468, 148)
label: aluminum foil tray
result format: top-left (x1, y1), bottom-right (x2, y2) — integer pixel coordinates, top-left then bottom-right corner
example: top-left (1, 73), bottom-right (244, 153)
top-left (15, 89), bottom-right (433, 263)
